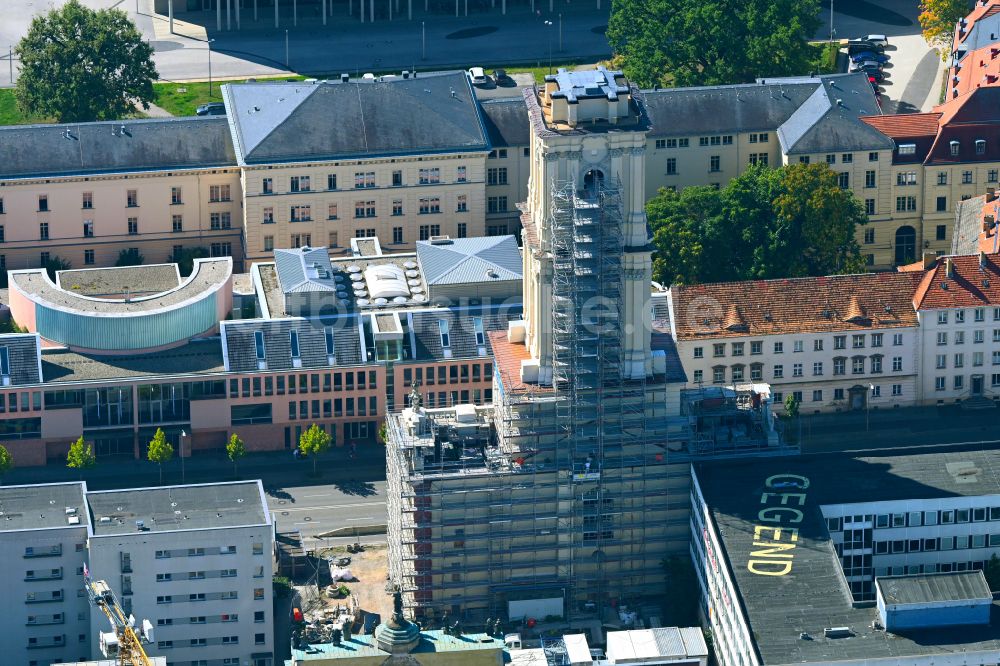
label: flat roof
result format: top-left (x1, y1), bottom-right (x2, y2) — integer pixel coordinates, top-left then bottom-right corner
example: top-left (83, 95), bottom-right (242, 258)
top-left (40, 340), bottom-right (225, 383)
top-left (878, 571), bottom-right (993, 606)
top-left (605, 627), bottom-right (708, 663)
top-left (10, 258), bottom-right (230, 315)
top-left (695, 445), bottom-right (1000, 664)
top-left (290, 630), bottom-right (503, 661)
top-left (0, 482), bottom-right (88, 532)
top-left (56, 265), bottom-right (181, 297)
top-left (87, 481), bottom-right (268, 536)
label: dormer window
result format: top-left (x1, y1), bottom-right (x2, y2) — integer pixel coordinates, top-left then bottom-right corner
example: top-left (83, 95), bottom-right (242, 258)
top-left (325, 327), bottom-right (336, 365)
top-left (898, 143), bottom-right (916, 155)
top-left (473, 317), bottom-right (485, 347)
top-left (950, 140), bottom-right (960, 156)
top-left (253, 331), bottom-right (266, 370)
top-left (976, 139), bottom-right (986, 155)
top-left (0, 346), bottom-right (8, 385)
top-left (289, 330), bottom-right (301, 368)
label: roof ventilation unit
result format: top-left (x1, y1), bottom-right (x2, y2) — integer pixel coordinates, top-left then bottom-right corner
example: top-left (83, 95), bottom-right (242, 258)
top-left (824, 627), bottom-right (853, 639)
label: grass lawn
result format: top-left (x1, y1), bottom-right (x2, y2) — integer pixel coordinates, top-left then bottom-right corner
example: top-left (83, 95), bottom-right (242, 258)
top-left (153, 75), bottom-right (307, 116)
top-left (808, 41), bottom-right (841, 74)
top-left (0, 88), bottom-right (52, 125)
top-left (488, 62), bottom-right (587, 83)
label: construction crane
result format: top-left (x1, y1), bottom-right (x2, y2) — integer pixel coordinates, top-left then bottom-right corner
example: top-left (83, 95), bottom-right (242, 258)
top-left (84, 566), bottom-right (154, 666)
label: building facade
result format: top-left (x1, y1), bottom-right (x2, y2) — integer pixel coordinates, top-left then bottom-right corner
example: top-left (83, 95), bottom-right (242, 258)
top-left (85, 481), bottom-right (274, 666)
top-left (0, 482), bottom-right (91, 666)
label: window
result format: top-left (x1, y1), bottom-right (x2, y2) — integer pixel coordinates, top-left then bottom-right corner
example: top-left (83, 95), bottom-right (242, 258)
top-left (84, 249), bottom-right (94, 265)
top-left (487, 196), bottom-right (508, 214)
top-left (732, 342), bottom-right (744, 356)
top-left (865, 199), bottom-right (876, 215)
top-left (290, 175), bottom-right (310, 192)
top-left (126, 189), bottom-right (138, 207)
top-left (419, 168), bottom-right (441, 184)
top-left (487, 167), bottom-right (508, 185)
top-left (263, 235), bottom-right (274, 252)
top-left (419, 224), bottom-right (441, 240)
top-left (290, 205), bottom-right (310, 223)
top-left (713, 367), bottom-right (726, 383)
top-left (210, 211), bottom-right (233, 229)
top-left (419, 197), bottom-right (441, 214)
top-left (38, 194), bottom-right (48, 212)
top-left (693, 347), bottom-right (703, 359)
top-left (954, 375), bottom-right (964, 390)
top-left (812, 390), bottom-right (823, 402)
top-left (774, 342), bottom-right (783, 354)
top-left (709, 155), bottom-right (720, 172)
top-left (327, 173), bottom-right (338, 190)
top-left (852, 334), bottom-right (865, 349)
top-left (127, 218), bottom-right (138, 235)
top-left (262, 207), bottom-right (274, 224)
top-left (864, 228), bottom-right (875, 244)
top-left (290, 233), bottom-right (311, 249)
top-left (838, 172), bottom-right (850, 189)
top-left (773, 365), bottom-right (783, 378)
top-left (896, 171), bottom-right (917, 186)
top-left (962, 170), bottom-right (973, 184)
top-left (950, 140), bottom-right (960, 157)
top-left (209, 184), bottom-right (231, 201)
top-left (977, 139), bottom-right (987, 154)
top-left (722, 135), bottom-right (733, 145)
top-left (895, 196), bottom-right (917, 211)
top-left (826, 154), bottom-right (836, 164)
top-left (799, 156), bottom-right (810, 164)
top-left (750, 341), bottom-right (762, 355)
top-left (713, 343), bottom-right (725, 358)
top-left (655, 139), bottom-right (666, 149)
top-left (892, 356), bottom-right (902, 372)
top-left (852, 357), bottom-right (865, 374)
top-left (289, 331), bottom-right (300, 359)
top-left (865, 170), bottom-right (876, 188)
top-left (354, 201), bottom-right (376, 218)
top-left (170, 214), bottom-right (183, 232)
top-left (954, 353), bottom-right (964, 368)
top-left (354, 171), bottom-right (376, 188)
top-left (749, 153), bottom-right (768, 166)
top-left (392, 227), bottom-right (403, 244)
top-left (813, 362), bottom-right (823, 376)
top-left (210, 242), bottom-right (231, 257)
top-left (438, 320), bottom-right (451, 348)
top-left (731, 365), bottom-right (745, 381)
top-left (457, 195), bottom-right (467, 213)
top-left (937, 172), bottom-right (948, 185)
top-left (262, 177), bottom-right (273, 194)
top-left (935, 376), bottom-right (946, 390)
top-left (692, 369), bottom-right (703, 383)
top-left (793, 340), bottom-right (804, 353)
top-left (474, 317), bottom-right (485, 346)
top-left (871, 355), bottom-right (883, 373)
top-left (793, 363), bottom-right (803, 377)
top-left (990, 169), bottom-right (999, 183)
top-left (666, 158), bottom-right (677, 175)
top-left (81, 191), bottom-right (95, 209)
top-left (38, 222), bottom-right (49, 241)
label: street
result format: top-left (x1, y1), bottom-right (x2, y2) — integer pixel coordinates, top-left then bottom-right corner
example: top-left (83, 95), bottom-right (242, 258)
top-left (265, 480), bottom-right (387, 541)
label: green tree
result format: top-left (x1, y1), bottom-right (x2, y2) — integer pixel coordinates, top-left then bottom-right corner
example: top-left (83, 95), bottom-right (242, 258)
top-left (43, 256), bottom-right (72, 281)
top-left (226, 433), bottom-right (247, 479)
top-left (14, 0), bottom-right (157, 122)
top-left (147, 428), bottom-right (174, 485)
top-left (298, 424), bottom-right (332, 477)
top-left (115, 248), bottom-right (145, 267)
top-left (647, 163), bottom-right (867, 286)
top-left (0, 444), bottom-right (13, 485)
top-left (607, 0), bottom-right (821, 88)
top-left (919, 0), bottom-right (969, 52)
top-left (784, 394), bottom-right (800, 419)
top-left (174, 247), bottom-right (210, 277)
top-left (66, 436), bottom-right (96, 478)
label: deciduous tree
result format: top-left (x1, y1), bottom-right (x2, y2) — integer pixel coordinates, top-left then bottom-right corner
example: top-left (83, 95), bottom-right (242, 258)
top-left (226, 433), bottom-right (246, 479)
top-left (0, 445), bottom-right (13, 485)
top-left (66, 436), bottom-right (96, 478)
top-left (607, 0), bottom-right (821, 88)
top-left (298, 424), bottom-right (332, 477)
top-left (15, 0), bottom-right (157, 123)
top-left (147, 428), bottom-right (174, 485)
top-left (919, 0), bottom-right (969, 52)
top-left (116, 248), bottom-right (145, 267)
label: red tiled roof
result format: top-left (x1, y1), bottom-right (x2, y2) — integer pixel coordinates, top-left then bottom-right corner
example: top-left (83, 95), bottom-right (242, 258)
top-left (913, 254), bottom-right (1000, 309)
top-left (860, 113), bottom-right (941, 138)
top-left (487, 330), bottom-right (554, 394)
top-left (671, 272), bottom-right (923, 340)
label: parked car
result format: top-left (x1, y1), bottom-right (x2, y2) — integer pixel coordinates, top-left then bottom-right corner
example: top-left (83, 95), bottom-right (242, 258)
top-left (195, 102), bottom-right (225, 116)
top-left (868, 75), bottom-right (880, 91)
top-left (468, 66), bottom-right (489, 86)
top-left (492, 68), bottom-right (513, 86)
top-left (866, 68), bottom-right (886, 82)
top-left (850, 51), bottom-right (889, 64)
top-left (847, 39), bottom-right (884, 55)
top-left (863, 34), bottom-right (889, 48)
top-left (850, 60), bottom-right (884, 74)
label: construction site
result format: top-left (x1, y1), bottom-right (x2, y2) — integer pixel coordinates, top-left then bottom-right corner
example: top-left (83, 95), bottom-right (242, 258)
top-left (385, 67), bottom-right (788, 628)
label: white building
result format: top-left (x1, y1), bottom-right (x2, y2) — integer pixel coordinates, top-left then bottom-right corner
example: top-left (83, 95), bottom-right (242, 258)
top-left (912, 252), bottom-right (1000, 404)
top-left (666, 272), bottom-right (923, 414)
top-left (0, 482), bottom-right (91, 666)
top-left (691, 446), bottom-right (1000, 666)
top-left (85, 481), bottom-right (274, 666)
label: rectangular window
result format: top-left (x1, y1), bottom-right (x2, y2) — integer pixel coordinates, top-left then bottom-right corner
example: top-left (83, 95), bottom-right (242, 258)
top-left (666, 158), bottom-right (677, 175)
top-left (418, 197), bottom-right (441, 214)
top-left (39, 223), bottom-right (49, 240)
top-left (327, 173), bottom-right (338, 190)
top-left (127, 218), bottom-right (138, 235)
top-left (865, 199), bottom-right (875, 215)
top-left (962, 170), bottom-right (973, 184)
top-left (84, 249), bottom-right (94, 265)
top-left (419, 168), bottom-right (441, 185)
top-left (262, 177), bottom-right (273, 194)
top-left (354, 171), bottom-right (376, 189)
top-left (290, 175), bottom-right (310, 192)
top-left (126, 189), bottom-right (138, 207)
top-left (709, 155), bottom-right (720, 172)
top-left (289, 331), bottom-right (300, 359)
top-left (457, 195), bottom-right (467, 213)
top-left (438, 320), bottom-right (451, 348)
top-left (936, 196), bottom-right (948, 212)
top-left (865, 170), bottom-right (876, 188)
top-left (392, 227), bottom-right (403, 244)
top-left (838, 172), bottom-right (849, 189)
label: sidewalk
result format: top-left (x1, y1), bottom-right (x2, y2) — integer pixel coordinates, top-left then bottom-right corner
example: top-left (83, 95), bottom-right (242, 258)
top-left (3, 444), bottom-right (387, 491)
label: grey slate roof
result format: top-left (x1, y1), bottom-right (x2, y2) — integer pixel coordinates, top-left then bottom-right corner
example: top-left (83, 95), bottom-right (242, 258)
top-left (0, 117), bottom-right (236, 180)
top-left (222, 317), bottom-right (363, 372)
top-left (416, 236), bottom-right (522, 286)
top-left (56, 265), bottom-right (181, 298)
top-left (87, 481), bottom-right (268, 536)
top-left (274, 247), bottom-right (339, 293)
top-left (877, 571), bottom-right (992, 606)
top-left (695, 445), bottom-right (1000, 665)
top-left (0, 333), bottom-right (43, 386)
top-left (223, 72), bottom-right (490, 164)
top-left (40, 340), bottom-right (225, 383)
top-left (409, 305), bottom-right (522, 361)
top-left (545, 67), bottom-right (629, 102)
top-left (953, 194), bottom-right (986, 255)
top-left (0, 482), bottom-right (87, 532)
top-left (775, 73), bottom-right (891, 154)
top-left (479, 99), bottom-right (530, 147)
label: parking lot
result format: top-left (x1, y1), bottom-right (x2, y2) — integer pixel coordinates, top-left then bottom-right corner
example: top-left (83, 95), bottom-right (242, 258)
top-left (824, 0), bottom-right (947, 113)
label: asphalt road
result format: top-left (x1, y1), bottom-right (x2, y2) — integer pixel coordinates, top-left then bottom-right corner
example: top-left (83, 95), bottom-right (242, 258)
top-left (265, 479), bottom-right (387, 541)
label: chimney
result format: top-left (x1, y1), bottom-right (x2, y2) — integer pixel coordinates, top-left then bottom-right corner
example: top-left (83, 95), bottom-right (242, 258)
top-left (946, 257), bottom-right (955, 278)
top-left (922, 250), bottom-right (938, 270)
top-left (988, 187), bottom-right (997, 202)
top-left (981, 251), bottom-right (988, 268)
